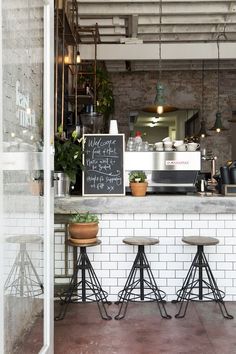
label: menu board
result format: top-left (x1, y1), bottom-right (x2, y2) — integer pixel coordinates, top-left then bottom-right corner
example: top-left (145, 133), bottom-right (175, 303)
top-left (82, 134), bottom-right (125, 196)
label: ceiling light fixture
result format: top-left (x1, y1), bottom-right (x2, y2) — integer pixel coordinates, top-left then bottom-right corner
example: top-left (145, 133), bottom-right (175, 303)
top-left (209, 33), bottom-right (228, 133)
top-left (198, 60), bottom-right (209, 138)
top-left (154, 0), bottom-right (164, 115)
top-left (76, 50), bottom-right (81, 64)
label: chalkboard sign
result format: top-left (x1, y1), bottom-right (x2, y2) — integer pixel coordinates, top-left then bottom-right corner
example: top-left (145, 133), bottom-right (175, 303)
top-left (82, 134), bottom-right (125, 196)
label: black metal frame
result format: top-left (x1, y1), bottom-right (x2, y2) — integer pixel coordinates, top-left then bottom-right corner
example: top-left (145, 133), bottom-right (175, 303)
top-left (55, 246), bottom-right (112, 321)
top-left (4, 243), bottom-right (44, 297)
top-left (174, 245), bottom-right (233, 319)
top-left (115, 245), bottom-right (171, 320)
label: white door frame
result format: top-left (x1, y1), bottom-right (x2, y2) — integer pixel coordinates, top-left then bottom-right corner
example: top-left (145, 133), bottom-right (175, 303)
top-left (39, 0), bottom-right (54, 353)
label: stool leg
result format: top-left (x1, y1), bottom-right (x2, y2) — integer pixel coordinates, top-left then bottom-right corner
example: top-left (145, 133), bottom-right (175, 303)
top-left (115, 251), bottom-right (140, 320)
top-left (4, 244), bottom-right (43, 297)
top-left (140, 246), bottom-right (144, 300)
top-left (142, 251), bottom-right (171, 319)
top-left (81, 249), bottom-right (112, 320)
top-left (115, 246), bottom-right (171, 320)
top-left (55, 247), bottom-right (111, 321)
top-left (55, 253), bottom-right (82, 321)
top-left (202, 252), bottom-right (233, 319)
top-left (174, 246), bottom-right (233, 319)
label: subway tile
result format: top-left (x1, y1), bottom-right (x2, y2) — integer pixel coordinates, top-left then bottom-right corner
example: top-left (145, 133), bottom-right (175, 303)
top-left (159, 220), bottom-right (175, 228)
top-left (101, 214), bottom-right (118, 220)
top-left (175, 220), bottom-right (191, 229)
top-left (150, 214), bottom-right (167, 220)
top-left (102, 261), bottom-right (117, 270)
top-left (167, 214), bottom-right (183, 220)
top-left (110, 220), bottom-right (126, 228)
top-left (199, 228), bottom-right (217, 237)
top-left (167, 229), bottom-right (183, 237)
top-left (134, 228), bottom-right (150, 237)
top-left (143, 220), bottom-right (159, 228)
top-left (117, 214), bottom-right (133, 220)
top-left (217, 214), bottom-right (233, 220)
top-left (217, 262), bottom-right (233, 270)
top-left (225, 220), bottom-right (236, 228)
top-left (184, 214), bottom-right (200, 220)
top-left (134, 213), bottom-right (150, 220)
top-left (159, 253), bottom-right (175, 262)
top-left (125, 220), bottom-right (142, 228)
top-left (117, 228), bottom-right (134, 237)
top-left (99, 220), bottom-right (110, 228)
top-left (200, 214), bottom-right (217, 220)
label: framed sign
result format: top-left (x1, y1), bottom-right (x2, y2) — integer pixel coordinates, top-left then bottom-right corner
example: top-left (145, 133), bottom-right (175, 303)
top-left (82, 134), bottom-right (125, 196)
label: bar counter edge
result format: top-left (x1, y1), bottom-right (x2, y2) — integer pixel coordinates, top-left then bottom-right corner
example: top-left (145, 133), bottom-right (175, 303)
top-left (54, 194), bottom-right (236, 215)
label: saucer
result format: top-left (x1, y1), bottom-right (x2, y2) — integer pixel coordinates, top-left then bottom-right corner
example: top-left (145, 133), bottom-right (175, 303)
top-left (164, 148), bottom-right (173, 151)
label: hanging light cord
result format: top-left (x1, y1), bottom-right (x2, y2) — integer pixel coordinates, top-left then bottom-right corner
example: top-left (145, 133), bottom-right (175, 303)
top-left (158, 0), bottom-right (163, 82)
top-left (201, 60), bottom-right (205, 122)
top-left (216, 32), bottom-right (227, 113)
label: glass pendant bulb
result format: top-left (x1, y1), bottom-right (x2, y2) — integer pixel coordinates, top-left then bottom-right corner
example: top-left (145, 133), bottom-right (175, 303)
top-left (76, 51), bottom-right (81, 64)
top-left (155, 83), bottom-right (165, 114)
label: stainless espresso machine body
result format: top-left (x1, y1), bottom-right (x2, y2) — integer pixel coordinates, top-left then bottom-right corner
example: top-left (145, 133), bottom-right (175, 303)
top-left (125, 151), bottom-right (201, 193)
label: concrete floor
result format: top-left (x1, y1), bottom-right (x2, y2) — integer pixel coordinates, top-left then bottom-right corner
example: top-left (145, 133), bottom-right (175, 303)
top-left (16, 301), bottom-right (236, 354)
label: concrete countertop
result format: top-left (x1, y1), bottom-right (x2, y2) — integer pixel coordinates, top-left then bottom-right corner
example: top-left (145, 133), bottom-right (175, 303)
top-left (54, 194), bottom-right (236, 214)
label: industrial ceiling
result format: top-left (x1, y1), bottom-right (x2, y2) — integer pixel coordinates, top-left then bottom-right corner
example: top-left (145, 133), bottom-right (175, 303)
top-left (77, 0), bottom-right (236, 71)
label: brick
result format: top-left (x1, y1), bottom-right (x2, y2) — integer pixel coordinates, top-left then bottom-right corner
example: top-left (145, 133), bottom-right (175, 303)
top-left (167, 214), bottom-right (183, 220)
top-left (159, 220), bottom-right (175, 228)
top-left (151, 214), bottom-right (166, 220)
top-left (117, 213), bottom-right (133, 220)
top-left (110, 220), bottom-right (126, 228)
top-left (134, 213), bottom-right (150, 220)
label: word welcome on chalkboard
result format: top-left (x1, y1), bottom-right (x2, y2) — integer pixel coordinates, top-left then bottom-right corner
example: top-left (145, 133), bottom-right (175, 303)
top-left (82, 134), bottom-right (125, 196)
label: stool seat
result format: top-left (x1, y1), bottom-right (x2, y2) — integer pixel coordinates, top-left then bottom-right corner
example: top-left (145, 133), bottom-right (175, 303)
top-left (68, 238), bottom-right (101, 248)
top-left (6, 235), bottom-right (43, 244)
top-left (123, 237), bottom-right (159, 246)
top-left (182, 236), bottom-right (219, 246)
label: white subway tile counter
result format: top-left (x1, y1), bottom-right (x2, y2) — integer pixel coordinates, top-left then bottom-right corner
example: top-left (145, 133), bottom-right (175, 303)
top-left (55, 196), bottom-right (236, 301)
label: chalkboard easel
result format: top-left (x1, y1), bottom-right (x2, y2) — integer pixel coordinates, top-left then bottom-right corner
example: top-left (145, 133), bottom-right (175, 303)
top-left (82, 134), bottom-right (125, 196)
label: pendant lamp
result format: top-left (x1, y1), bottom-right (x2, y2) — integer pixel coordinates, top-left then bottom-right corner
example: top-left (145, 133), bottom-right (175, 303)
top-left (209, 34), bottom-right (228, 133)
top-left (154, 0), bottom-right (164, 114)
top-left (198, 60), bottom-right (209, 138)
top-left (143, 0), bottom-right (177, 115)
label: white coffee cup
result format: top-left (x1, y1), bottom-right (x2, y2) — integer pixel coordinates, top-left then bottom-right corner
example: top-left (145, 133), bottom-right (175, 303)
top-left (176, 144), bottom-right (186, 152)
top-left (187, 142), bottom-right (200, 152)
top-left (173, 140), bottom-right (184, 147)
top-left (162, 137), bottom-right (171, 142)
top-left (163, 141), bottom-right (173, 150)
top-left (155, 142), bottom-right (163, 151)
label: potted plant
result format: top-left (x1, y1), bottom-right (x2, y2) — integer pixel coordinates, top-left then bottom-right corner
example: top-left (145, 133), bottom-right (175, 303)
top-left (129, 171), bottom-right (148, 196)
top-left (68, 211), bottom-right (99, 244)
top-left (54, 126), bottom-right (84, 197)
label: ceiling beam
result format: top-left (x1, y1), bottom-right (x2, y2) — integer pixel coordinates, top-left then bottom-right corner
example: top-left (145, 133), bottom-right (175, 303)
top-left (80, 42), bottom-right (236, 60)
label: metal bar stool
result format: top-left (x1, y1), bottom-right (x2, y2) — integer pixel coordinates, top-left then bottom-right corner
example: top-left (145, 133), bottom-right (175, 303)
top-left (55, 239), bottom-right (112, 321)
top-left (173, 236), bottom-right (233, 319)
top-left (4, 235), bottom-right (44, 297)
top-left (115, 237), bottom-right (171, 320)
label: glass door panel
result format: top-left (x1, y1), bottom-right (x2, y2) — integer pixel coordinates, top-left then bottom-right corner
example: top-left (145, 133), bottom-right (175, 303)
top-left (0, 0), bottom-right (54, 353)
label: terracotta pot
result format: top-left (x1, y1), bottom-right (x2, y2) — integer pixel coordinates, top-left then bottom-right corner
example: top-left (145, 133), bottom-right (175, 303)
top-left (68, 222), bottom-right (99, 240)
top-left (130, 182), bottom-right (148, 197)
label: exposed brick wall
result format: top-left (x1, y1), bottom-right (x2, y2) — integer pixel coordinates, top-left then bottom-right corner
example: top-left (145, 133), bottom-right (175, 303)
top-left (109, 70), bottom-right (236, 168)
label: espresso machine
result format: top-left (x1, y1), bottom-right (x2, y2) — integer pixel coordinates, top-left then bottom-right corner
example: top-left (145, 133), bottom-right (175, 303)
top-left (124, 151), bottom-right (201, 193)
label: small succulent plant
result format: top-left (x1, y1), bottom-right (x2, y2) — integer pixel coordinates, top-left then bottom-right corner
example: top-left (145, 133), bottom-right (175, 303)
top-left (69, 211), bottom-right (99, 224)
top-left (128, 171), bottom-right (147, 183)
